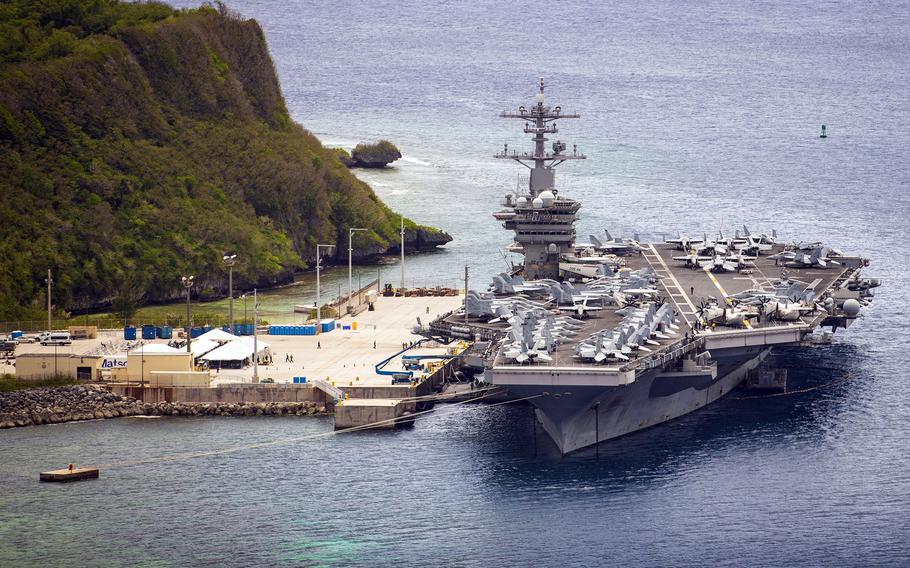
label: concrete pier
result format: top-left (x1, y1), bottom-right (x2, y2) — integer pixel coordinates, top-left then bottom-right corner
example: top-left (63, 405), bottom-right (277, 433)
top-left (212, 295), bottom-right (463, 386)
top-left (334, 399), bottom-right (407, 430)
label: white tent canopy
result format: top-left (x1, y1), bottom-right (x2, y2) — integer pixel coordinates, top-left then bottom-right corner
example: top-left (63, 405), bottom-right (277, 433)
top-left (200, 337), bottom-right (269, 362)
top-left (189, 338), bottom-right (220, 358)
top-left (196, 328), bottom-right (239, 343)
top-left (131, 344), bottom-right (184, 355)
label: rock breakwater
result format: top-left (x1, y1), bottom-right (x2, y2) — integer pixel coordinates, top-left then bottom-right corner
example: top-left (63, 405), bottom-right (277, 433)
top-left (0, 386), bottom-right (328, 429)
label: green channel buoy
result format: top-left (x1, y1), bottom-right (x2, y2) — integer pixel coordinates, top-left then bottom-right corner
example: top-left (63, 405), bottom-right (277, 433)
top-left (820, 124), bottom-right (827, 139)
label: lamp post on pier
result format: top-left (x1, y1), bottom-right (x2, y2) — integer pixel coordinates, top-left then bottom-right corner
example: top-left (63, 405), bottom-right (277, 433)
top-left (348, 228), bottom-right (367, 316)
top-left (46, 269), bottom-right (52, 332)
top-left (252, 288), bottom-right (259, 383)
top-left (223, 253), bottom-right (237, 333)
top-left (316, 244), bottom-right (335, 324)
top-left (181, 275), bottom-right (194, 354)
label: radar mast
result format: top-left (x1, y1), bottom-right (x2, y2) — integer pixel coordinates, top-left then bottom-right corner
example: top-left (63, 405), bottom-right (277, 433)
top-left (493, 78), bottom-right (585, 280)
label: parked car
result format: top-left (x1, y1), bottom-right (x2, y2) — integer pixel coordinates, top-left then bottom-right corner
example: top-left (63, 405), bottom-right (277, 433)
top-left (38, 331), bottom-right (72, 346)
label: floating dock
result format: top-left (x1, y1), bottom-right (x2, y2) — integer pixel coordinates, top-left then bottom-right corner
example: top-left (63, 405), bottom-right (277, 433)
top-left (39, 467), bottom-right (99, 482)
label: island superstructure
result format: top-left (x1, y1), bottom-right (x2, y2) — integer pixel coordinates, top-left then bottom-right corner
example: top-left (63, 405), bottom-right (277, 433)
top-left (423, 79), bottom-right (881, 454)
top-left (492, 78), bottom-right (585, 280)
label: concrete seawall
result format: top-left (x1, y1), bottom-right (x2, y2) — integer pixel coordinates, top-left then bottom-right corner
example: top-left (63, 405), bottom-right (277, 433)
top-left (110, 384), bottom-right (328, 405)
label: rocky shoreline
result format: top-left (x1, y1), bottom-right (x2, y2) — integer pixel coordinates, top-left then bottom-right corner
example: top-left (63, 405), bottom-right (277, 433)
top-left (0, 386), bottom-right (328, 429)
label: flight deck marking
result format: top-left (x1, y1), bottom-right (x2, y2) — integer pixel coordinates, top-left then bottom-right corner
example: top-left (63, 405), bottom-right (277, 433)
top-left (645, 244), bottom-right (696, 325)
top-left (747, 261), bottom-right (776, 289)
top-left (703, 267), bottom-right (752, 328)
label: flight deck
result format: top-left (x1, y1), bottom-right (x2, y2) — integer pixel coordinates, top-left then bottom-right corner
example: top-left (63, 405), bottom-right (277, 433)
top-left (431, 240), bottom-right (867, 373)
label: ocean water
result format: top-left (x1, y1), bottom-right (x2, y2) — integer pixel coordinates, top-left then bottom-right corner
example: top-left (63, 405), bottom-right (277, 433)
top-left (3, 0), bottom-right (910, 565)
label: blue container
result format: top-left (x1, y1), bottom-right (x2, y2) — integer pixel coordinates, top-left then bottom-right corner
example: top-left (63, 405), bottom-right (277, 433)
top-left (245, 324), bottom-right (254, 336)
top-left (156, 325), bottom-right (173, 339)
top-left (190, 326), bottom-right (204, 338)
top-left (10, 330), bottom-right (23, 340)
top-left (320, 319), bottom-right (335, 333)
top-left (202, 325), bottom-right (213, 333)
top-left (124, 326), bottom-right (136, 340)
top-left (141, 325), bottom-right (156, 340)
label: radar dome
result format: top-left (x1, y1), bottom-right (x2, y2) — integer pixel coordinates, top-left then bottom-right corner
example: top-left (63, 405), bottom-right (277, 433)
top-left (539, 190), bottom-right (555, 207)
top-left (548, 243), bottom-right (558, 254)
top-left (843, 298), bottom-right (861, 317)
top-left (532, 197), bottom-right (544, 209)
top-left (516, 196), bottom-right (528, 208)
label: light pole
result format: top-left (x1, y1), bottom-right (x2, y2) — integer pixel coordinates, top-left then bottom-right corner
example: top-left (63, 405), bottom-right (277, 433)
top-left (46, 268), bottom-right (52, 332)
top-left (315, 244), bottom-right (335, 323)
top-left (400, 217), bottom-right (405, 294)
top-left (241, 293), bottom-right (248, 325)
top-left (348, 228), bottom-right (367, 316)
top-left (252, 288), bottom-right (259, 383)
top-left (223, 253), bottom-right (237, 333)
top-left (464, 265), bottom-right (469, 325)
top-left (181, 275), bottom-right (194, 354)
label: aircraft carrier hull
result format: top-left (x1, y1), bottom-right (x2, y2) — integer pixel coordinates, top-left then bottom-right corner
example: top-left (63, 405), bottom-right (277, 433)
top-left (494, 345), bottom-right (770, 454)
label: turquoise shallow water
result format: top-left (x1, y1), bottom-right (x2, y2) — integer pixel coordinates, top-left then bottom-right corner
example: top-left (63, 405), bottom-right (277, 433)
top-left (3, 0), bottom-right (910, 565)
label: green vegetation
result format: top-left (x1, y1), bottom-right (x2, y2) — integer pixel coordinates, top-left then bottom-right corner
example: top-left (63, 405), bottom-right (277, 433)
top-left (0, 374), bottom-right (79, 392)
top-left (0, 0), bottom-right (450, 322)
top-left (351, 140), bottom-right (402, 168)
top-left (332, 147), bottom-right (354, 167)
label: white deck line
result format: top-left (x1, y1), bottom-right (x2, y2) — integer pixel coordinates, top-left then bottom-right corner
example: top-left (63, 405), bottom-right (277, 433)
top-left (645, 244), bottom-right (698, 325)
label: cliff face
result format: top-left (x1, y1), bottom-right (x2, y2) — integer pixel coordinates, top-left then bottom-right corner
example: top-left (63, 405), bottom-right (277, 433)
top-left (0, 1), bottom-right (450, 318)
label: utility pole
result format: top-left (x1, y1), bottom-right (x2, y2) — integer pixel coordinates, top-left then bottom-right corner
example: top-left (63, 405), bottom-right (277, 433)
top-left (464, 265), bottom-right (469, 325)
top-left (46, 269), bottom-right (52, 332)
top-left (400, 217), bottom-right (405, 295)
top-left (181, 275), bottom-right (194, 354)
top-left (316, 244), bottom-right (334, 323)
top-left (223, 253), bottom-right (237, 332)
top-left (253, 288), bottom-right (259, 383)
top-left (348, 227), bottom-right (367, 316)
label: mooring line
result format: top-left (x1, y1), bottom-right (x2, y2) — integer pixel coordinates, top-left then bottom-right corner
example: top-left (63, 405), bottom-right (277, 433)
top-left (96, 389), bottom-right (538, 470)
top-left (731, 373), bottom-right (860, 400)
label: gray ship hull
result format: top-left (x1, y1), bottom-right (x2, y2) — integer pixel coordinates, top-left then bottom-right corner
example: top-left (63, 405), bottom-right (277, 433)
top-left (499, 346), bottom-right (770, 454)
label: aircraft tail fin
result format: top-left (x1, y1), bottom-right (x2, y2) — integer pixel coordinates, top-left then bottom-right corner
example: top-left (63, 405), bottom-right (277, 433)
top-left (589, 235), bottom-right (602, 248)
top-left (604, 229), bottom-right (613, 242)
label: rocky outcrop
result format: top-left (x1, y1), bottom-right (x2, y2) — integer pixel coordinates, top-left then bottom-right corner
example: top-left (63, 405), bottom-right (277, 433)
top-left (350, 140), bottom-right (402, 168)
top-left (0, 386), bottom-right (328, 429)
top-left (414, 227), bottom-right (452, 250)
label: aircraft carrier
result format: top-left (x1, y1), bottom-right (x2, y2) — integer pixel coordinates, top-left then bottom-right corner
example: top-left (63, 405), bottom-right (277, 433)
top-left (423, 79), bottom-right (881, 455)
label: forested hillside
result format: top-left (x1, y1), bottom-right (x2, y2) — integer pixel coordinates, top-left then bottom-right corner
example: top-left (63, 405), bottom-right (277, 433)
top-left (0, 0), bottom-right (450, 320)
